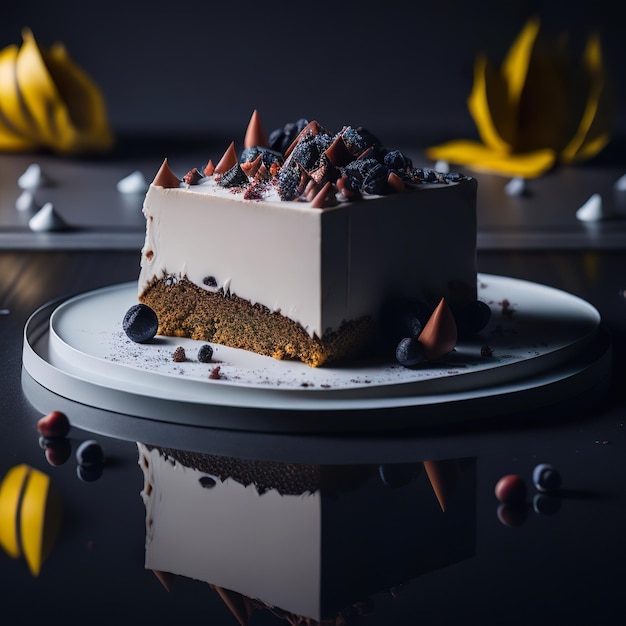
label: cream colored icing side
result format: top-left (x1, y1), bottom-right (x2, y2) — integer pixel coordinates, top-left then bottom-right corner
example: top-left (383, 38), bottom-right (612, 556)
top-left (138, 444), bottom-right (322, 620)
top-left (139, 177), bottom-right (477, 338)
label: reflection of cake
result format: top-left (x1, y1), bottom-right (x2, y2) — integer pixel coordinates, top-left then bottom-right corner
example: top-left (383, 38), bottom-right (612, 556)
top-left (137, 111), bottom-right (478, 367)
top-left (137, 444), bottom-right (476, 622)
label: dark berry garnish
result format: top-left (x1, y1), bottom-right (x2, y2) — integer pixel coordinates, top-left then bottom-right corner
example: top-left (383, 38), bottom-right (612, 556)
top-left (340, 158), bottom-right (388, 195)
top-left (395, 337), bottom-right (425, 367)
top-left (37, 410), bottom-right (70, 439)
top-left (76, 439), bottom-right (104, 467)
top-left (268, 118), bottom-right (309, 154)
top-left (291, 133), bottom-right (332, 170)
top-left (383, 149), bottom-right (412, 171)
top-left (361, 162), bottom-right (388, 195)
top-left (240, 146), bottom-right (283, 166)
top-left (199, 476), bottom-right (217, 488)
top-left (217, 162), bottom-right (249, 188)
top-left (532, 464), bottom-right (562, 493)
top-left (203, 276), bottom-right (217, 287)
top-left (173, 346), bottom-right (186, 362)
top-left (123, 304), bottom-right (158, 343)
top-left (198, 344), bottom-right (214, 363)
top-left (453, 300), bottom-right (492, 338)
top-left (379, 296), bottom-right (429, 348)
top-left (341, 126), bottom-right (382, 157)
top-left (277, 163), bottom-right (301, 200)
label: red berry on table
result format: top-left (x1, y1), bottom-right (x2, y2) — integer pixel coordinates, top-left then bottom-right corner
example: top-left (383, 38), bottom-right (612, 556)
top-left (494, 474), bottom-right (527, 504)
top-left (37, 410), bottom-right (70, 439)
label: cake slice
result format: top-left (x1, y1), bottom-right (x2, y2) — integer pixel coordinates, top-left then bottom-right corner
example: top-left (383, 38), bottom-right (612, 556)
top-left (138, 111), bottom-right (478, 366)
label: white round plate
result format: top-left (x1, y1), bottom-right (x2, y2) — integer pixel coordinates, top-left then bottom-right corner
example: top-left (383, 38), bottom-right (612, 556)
top-left (22, 274), bottom-right (610, 432)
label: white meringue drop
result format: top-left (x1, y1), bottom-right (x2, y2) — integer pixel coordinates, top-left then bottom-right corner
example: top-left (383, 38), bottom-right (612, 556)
top-left (614, 173), bottom-right (626, 191)
top-left (504, 176), bottom-right (528, 196)
top-left (117, 170), bottom-right (148, 193)
top-left (434, 160), bottom-right (450, 174)
top-left (28, 202), bottom-right (69, 232)
top-left (15, 190), bottom-right (41, 212)
top-left (576, 193), bottom-right (606, 222)
top-left (18, 163), bottom-right (50, 190)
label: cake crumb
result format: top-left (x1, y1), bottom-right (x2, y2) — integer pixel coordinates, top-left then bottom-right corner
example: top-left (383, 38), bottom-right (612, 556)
top-left (172, 346), bottom-right (186, 362)
top-left (209, 366), bottom-right (223, 379)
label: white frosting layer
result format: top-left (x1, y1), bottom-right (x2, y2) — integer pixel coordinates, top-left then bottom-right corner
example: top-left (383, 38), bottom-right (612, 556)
top-left (138, 444), bottom-right (321, 619)
top-left (137, 445), bottom-right (477, 621)
top-left (139, 176), bottom-right (477, 338)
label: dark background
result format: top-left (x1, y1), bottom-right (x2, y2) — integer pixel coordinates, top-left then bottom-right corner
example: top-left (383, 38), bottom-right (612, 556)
top-left (2, 0), bottom-right (624, 146)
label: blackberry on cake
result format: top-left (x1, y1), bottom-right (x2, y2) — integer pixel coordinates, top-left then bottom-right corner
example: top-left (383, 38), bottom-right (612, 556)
top-left (137, 110), bottom-right (479, 367)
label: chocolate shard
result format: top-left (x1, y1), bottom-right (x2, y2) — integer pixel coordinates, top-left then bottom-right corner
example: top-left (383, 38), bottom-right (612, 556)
top-left (324, 130), bottom-right (353, 167)
top-left (152, 159), bottom-right (181, 188)
top-left (243, 109), bottom-right (269, 149)
top-left (241, 153), bottom-right (263, 177)
top-left (183, 167), bottom-right (203, 185)
top-left (283, 120), bottom-right (329, 158)
top-left (218, 162), bottom-right (249, 188)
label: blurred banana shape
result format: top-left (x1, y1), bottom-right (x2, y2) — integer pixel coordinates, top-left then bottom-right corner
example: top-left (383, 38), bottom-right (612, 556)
top-left (0, 28), bottom-right (114, 154)
top-left (0, 464), bottom-right (62, 576)
top-left (427, 17), bottom-right (613, 178)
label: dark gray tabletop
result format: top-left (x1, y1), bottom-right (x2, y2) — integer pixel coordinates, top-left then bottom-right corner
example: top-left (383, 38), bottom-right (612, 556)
top-left (1, 140), bottom-right (625, 625)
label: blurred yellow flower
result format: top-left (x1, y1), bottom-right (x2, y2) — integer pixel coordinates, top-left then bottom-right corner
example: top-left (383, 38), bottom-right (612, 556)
top-left (426, 17), bottom-right (613, 178)
top-left (0, 29), bottom-right (114, 154)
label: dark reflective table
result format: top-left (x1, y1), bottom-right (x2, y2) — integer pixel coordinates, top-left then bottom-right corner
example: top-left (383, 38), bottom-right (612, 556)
top-left (1, 136), bottom-right (626, 624)
top-left (1, 247), bottom-right (625, 626)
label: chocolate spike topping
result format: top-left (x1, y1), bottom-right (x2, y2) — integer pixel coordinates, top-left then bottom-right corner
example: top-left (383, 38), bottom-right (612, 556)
top-left (310, 181), bottom-right (338, 209)
top-left (387, 171), bottom-right (405, 192)
top-left (418, 298), bottom-right (457, 361)
top-left (243, 109), bottom-right (269, 149)
top-left (214, 142), bottom-right (238, 174)
top-left (203, 159), bottom-right (215, 176)
top-left (152, 159), bottom-right (181, 188)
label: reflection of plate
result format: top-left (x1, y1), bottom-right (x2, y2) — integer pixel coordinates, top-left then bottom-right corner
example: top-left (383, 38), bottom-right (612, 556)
top-left (22, 275), bottom-right (610, 432)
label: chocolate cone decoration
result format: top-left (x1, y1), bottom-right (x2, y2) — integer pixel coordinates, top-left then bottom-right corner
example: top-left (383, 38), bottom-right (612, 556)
top-left (418, 298), bottom-right (457, 360)
top-left (214, 142), bottom-right (238, 174)
top-left (152, 159), bottom-right (181, 188)
top-left (243, 109), bottom-right (269, 148)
